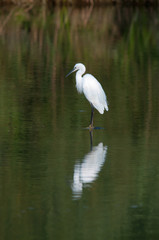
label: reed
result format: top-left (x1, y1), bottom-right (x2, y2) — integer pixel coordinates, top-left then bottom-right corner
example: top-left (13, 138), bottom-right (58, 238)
top-left (1, 0), bottom-right (159, 6)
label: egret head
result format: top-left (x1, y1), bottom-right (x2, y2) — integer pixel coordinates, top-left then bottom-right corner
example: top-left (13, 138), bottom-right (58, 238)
top-left (66, 63), bottom-right (86, 77)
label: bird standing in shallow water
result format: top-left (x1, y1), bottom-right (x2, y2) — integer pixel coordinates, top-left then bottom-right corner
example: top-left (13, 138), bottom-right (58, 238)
top-left (66, 63), bottom-right (108, 129)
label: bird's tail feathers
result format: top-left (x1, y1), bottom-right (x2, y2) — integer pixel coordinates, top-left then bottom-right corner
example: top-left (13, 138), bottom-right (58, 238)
top-left (93, 102), bottom-right (108, 114)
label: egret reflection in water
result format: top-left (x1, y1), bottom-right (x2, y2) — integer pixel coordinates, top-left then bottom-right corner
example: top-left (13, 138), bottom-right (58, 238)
top-left (72, 132), bottom-right (108, 200)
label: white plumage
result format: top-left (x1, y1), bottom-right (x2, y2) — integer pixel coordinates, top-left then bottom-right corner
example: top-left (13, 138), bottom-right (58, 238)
top-left (72, 143), bottom-right (108, 199)
top-left (66, 63), bottom-right (108, 128)
top-left (83, 73), bottom-right (108, 114)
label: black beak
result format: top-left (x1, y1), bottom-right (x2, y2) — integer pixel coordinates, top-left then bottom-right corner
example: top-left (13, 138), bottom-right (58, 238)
top-left (66, 68), bottom-right (76, 77)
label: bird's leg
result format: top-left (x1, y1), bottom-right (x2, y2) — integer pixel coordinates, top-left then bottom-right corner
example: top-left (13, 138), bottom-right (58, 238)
top-left (89, 105), bottom-right (94, 129)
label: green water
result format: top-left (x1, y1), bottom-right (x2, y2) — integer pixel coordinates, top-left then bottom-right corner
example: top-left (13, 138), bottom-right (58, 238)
top-left (0, 5), bottom-right (159, 240)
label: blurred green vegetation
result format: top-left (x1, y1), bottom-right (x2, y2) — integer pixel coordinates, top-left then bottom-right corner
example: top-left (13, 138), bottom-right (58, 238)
top-left (0, 5), bottom-right (159, 240)
top-left (1, 0), bottom-right (159, 6)
top-left (1, 6), bottom-right (158, 136)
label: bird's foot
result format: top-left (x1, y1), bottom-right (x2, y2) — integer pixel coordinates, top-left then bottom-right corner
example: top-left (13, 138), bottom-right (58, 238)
top-left (88, 124), bottom-right (94, 131)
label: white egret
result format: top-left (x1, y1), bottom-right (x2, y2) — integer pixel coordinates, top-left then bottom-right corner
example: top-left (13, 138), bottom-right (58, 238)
top-left (66, 63), bottom-right (108, 129)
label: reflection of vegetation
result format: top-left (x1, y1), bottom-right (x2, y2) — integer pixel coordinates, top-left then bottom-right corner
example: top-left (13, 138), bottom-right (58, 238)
top-left (0, 6), bottom-right (159, 240)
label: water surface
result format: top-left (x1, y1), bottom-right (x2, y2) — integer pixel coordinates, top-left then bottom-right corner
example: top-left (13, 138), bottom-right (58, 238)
top-left (0, 5), bottom-right (159, 240)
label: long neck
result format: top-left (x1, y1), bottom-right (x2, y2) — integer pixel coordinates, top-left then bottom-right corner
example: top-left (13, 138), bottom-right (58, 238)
top-left (76, 70), bottom-right (84, 94)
